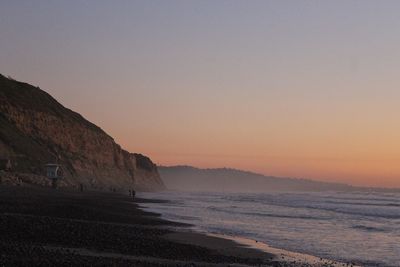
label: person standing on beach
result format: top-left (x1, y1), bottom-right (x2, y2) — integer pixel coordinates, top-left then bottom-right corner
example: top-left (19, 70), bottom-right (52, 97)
top-left (131, 188), bottom-right (136, 200)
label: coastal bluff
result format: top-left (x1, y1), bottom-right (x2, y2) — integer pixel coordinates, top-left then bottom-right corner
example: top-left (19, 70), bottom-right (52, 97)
top-left (0, 74), bottom-right (164, 191)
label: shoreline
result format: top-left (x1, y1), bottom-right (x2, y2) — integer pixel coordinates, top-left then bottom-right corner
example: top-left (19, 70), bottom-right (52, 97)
top-left (0, 185), bottom-right (351, 266)
top-left (138, 193), bottom-right (362, 267)
top-left (159, 222), bottom-right (355, 267)
top-left (206, 234), bottom-right (357, 267)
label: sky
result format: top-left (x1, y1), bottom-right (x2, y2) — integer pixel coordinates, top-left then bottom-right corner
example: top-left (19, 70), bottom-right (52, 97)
top-left (1, 1), bottom-right (400, 187)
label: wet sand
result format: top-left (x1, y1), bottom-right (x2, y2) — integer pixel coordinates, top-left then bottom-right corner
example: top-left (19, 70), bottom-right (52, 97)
top-left (0, 185), bottom-right (344, 266)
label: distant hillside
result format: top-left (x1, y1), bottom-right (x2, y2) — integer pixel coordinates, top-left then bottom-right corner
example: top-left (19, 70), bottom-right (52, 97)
top-left (159, 165), bottom-right (358, 192)
top-left (0, 74), bottom-right (164, 191)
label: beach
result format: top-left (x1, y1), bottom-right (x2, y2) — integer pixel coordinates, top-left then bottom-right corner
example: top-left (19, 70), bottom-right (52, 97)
top-left (0, 185), bottom-right (346, 266)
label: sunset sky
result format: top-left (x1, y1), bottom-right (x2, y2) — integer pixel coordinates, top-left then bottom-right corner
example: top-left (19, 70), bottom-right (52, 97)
top-left (1, 1), bottom-right (400, 187)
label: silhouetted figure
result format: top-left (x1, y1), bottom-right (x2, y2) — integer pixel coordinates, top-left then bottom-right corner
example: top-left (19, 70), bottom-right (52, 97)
top-left (5, 159), bottom-right (12, 172)
top-left (131, 189), bottom-right (136, 200)
top-left (80, 184), bottom-right (84, 192)
top-left (51, 178), bottom-right (57, 189)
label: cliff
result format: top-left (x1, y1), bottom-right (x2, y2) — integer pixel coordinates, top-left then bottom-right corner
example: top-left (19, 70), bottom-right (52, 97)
top-left (0, 74), bottom-right (165, 191)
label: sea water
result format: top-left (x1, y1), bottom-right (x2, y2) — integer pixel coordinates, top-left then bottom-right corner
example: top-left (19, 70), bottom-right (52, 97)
top-left (139, 190), bottom-right (400, 267)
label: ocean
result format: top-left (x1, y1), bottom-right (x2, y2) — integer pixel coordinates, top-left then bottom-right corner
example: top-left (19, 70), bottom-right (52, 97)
top-left (139, 190), bottom-right (400, 267)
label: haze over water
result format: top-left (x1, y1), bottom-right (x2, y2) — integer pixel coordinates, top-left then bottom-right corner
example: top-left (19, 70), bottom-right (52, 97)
top-left (2, 1), bottom-right (400, 187)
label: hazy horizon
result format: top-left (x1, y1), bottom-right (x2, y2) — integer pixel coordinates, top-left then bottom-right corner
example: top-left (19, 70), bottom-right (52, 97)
top-left (2, 1), bottom-right (400, 187)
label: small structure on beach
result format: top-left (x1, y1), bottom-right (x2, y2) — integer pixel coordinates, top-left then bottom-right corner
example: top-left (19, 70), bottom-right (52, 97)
top-left (45, 163), bottom-right (62, 188)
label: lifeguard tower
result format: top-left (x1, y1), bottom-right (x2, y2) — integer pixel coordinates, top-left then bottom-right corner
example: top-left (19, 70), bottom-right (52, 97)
top-left (45, 163), bottom-right (62, 188)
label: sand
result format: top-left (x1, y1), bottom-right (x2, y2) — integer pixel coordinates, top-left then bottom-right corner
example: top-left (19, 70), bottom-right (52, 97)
top-left (0, 185), bottom-right (350, 266)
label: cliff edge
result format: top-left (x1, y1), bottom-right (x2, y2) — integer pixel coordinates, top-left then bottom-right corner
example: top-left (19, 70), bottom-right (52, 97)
top-left (0, 74), bottom-right (164, 191)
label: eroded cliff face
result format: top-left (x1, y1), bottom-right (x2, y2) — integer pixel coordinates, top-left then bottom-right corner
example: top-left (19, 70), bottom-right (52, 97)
top-left (0, 74), bottom-right (164, 191)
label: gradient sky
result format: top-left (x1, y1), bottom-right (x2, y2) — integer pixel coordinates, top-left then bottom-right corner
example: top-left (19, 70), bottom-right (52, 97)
top-left (1, 1), bottom-right (400, 187)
